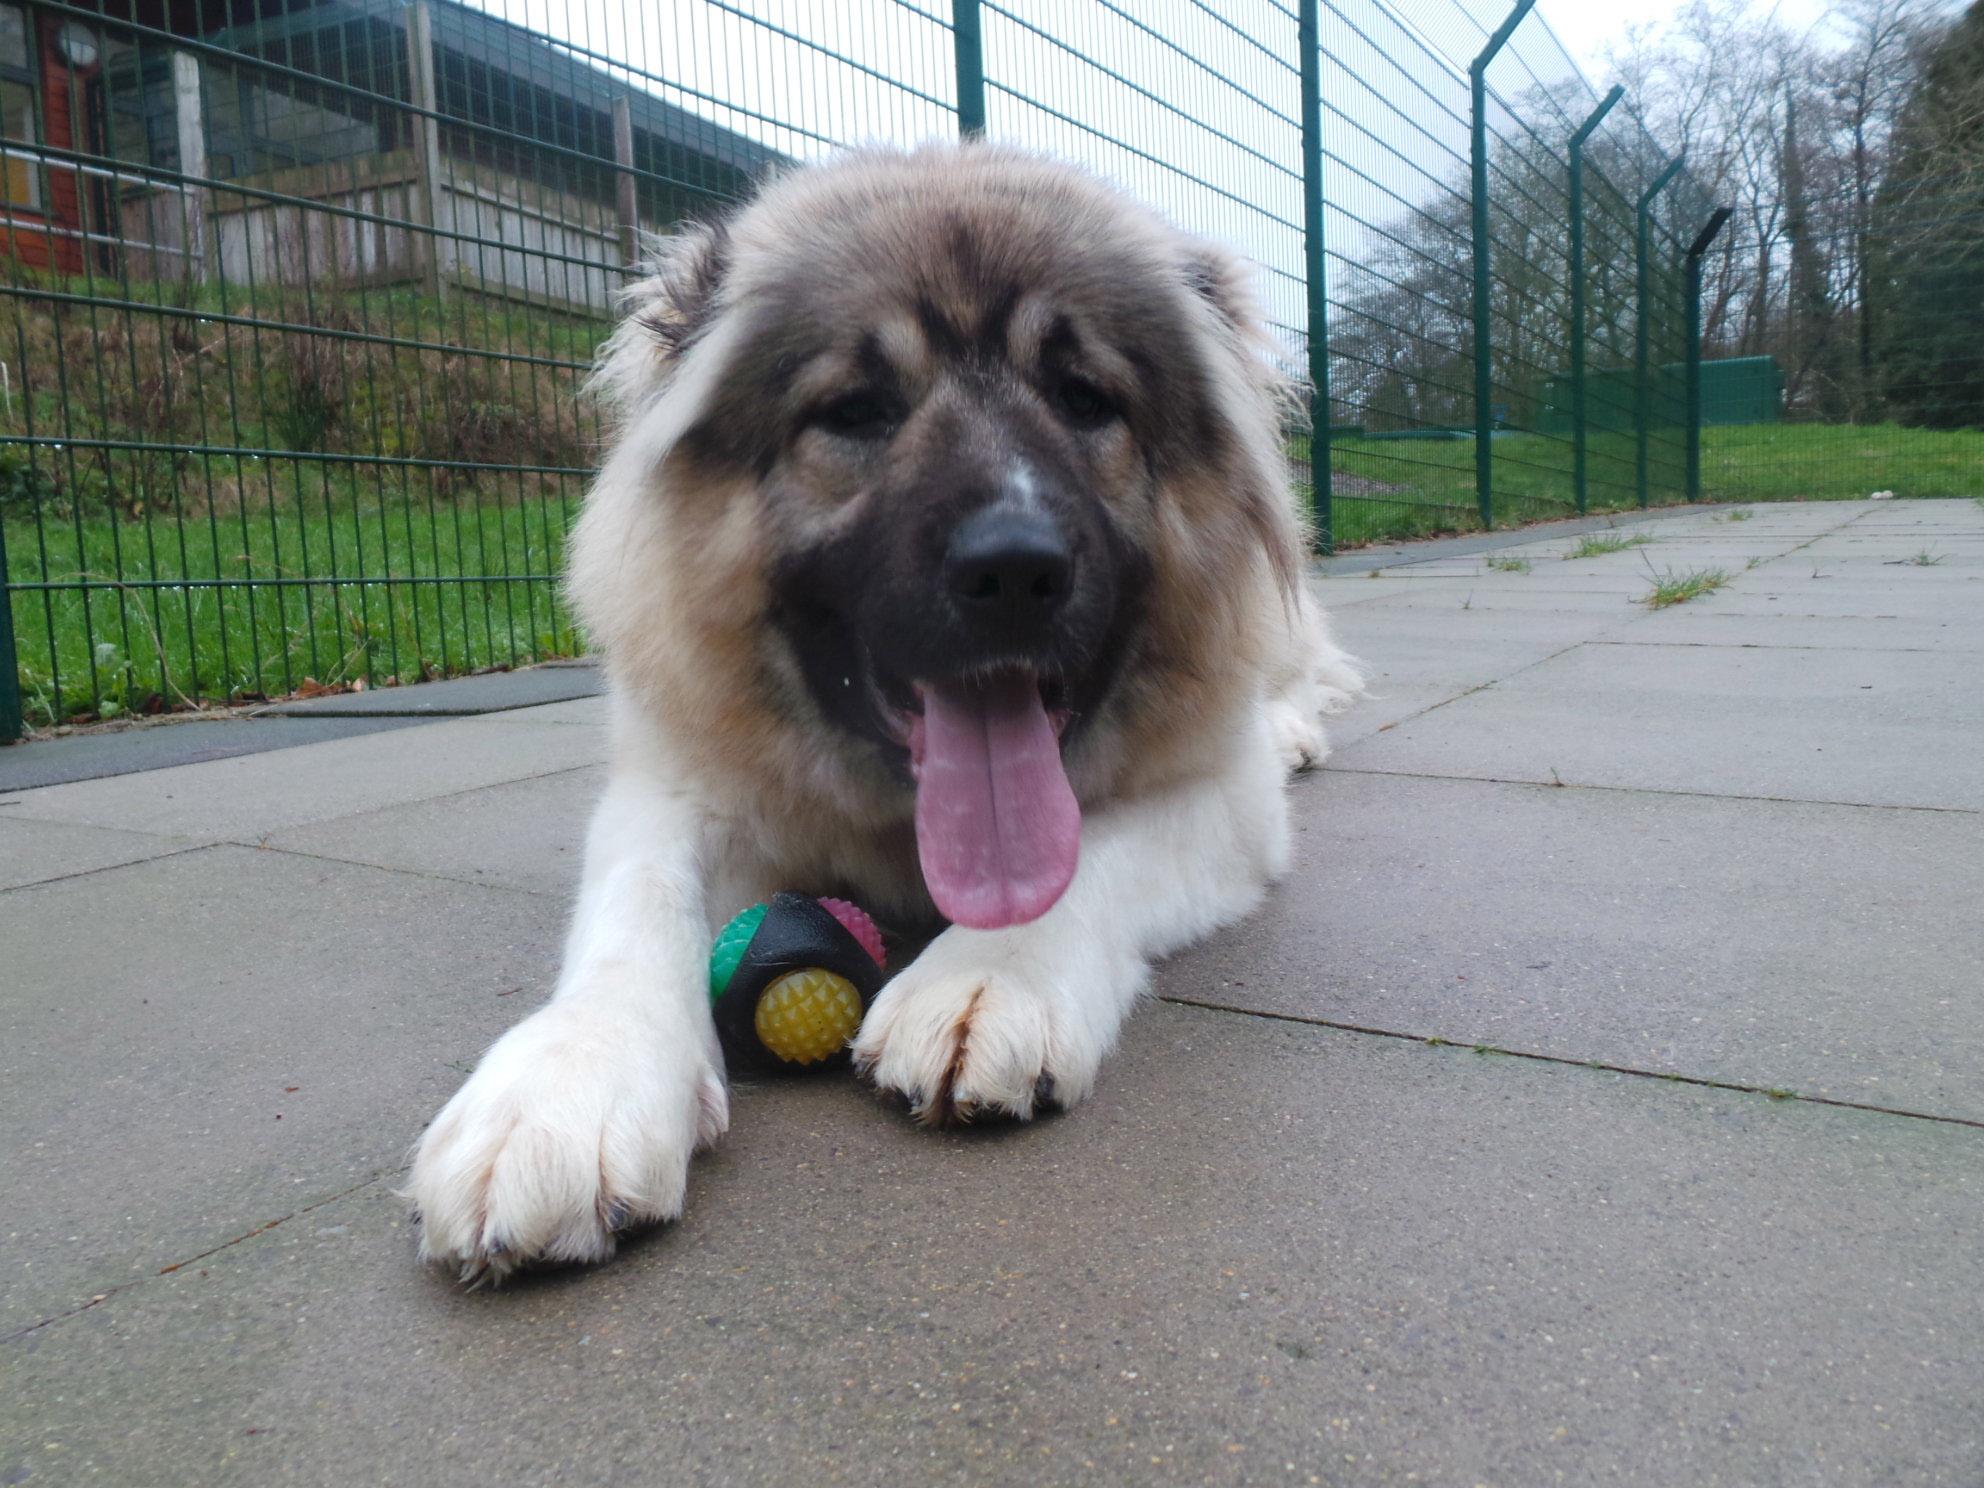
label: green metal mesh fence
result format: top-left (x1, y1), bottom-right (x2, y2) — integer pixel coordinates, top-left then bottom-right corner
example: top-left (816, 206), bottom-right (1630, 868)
top-left (0, 0), bottom-right (1975, 740)
top-left (1691, 175), bottom-right (1984, 504)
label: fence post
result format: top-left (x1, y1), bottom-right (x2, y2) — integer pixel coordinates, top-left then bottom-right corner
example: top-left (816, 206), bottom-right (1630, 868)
top-left (0, 518), bottom-right (19, 743)
top-left (170, 51), bottom-right (208, 283)
top-left (1567, 86), bottom-right (1622, 516)
top-left (1684, 207), bottom-right (1733, 502)
top-left (1469, 0), bottom-right (1536, 531)
top-left (952, 0), bottom-right (986, 136)
top-left (1634, 155), bottom-right (1684, 508)
top-left (612, 97), bottom-right (638, 269)
top-left (405, 1), bottom-right (449, 298)
top-left (1297, 0), bottom-right (1331, 553)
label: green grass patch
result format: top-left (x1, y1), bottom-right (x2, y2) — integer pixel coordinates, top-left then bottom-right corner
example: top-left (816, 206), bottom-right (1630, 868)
top-left (1698, 423), bottom-right (1984, 501)
top-left (1641, 566), bottom-right (1730, 609)
top-left (1485, 554), bottom-right (1531, 573)
top-left (1564, 532), bottom-right (1654, 558)
top-left (1721, 508), bottom-right (1753, 521)
top-left (7, 495), bottom-right (575, 726)
top-left (1312, 427), bottom-right (1678, 549)
top-left (9, 256), bottom-right (1982, 727)
top-left (2, 271), bottom-right (597, 726)
top-left (1302, 421), bottom-right (1982, 549)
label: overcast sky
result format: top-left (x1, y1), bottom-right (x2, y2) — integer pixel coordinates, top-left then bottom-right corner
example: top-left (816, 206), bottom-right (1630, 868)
top-left (1542, 0), bottom-right (1833, 76)
top-left (477, 0), bottom-right (1852, 339)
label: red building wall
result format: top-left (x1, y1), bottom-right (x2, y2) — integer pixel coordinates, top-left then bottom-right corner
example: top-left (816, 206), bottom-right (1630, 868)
top-left (1, 15), bottom-right (86, 274)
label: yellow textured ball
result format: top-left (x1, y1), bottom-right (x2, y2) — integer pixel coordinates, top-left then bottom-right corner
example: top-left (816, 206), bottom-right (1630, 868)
top-left (753, 969), bottom-right (863, 1066)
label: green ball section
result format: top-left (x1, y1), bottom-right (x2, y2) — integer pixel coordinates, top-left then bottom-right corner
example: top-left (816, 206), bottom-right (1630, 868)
top-left (708, 902), bottom-right (769, 1001)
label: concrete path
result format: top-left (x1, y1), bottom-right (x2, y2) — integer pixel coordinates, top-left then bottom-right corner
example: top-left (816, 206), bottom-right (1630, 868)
top-left (3, 499), bottom-right (1979, 1486)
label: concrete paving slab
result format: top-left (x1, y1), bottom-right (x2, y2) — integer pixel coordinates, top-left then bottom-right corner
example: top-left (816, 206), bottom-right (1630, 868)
top-left (1168, 770), bottom-right (1984, 1119)
top-left (1324, 606), bottom-right (1615, 743)
top-left (1322, 685), bottom-right (1460, 748)
top-left (265, 765), bottom-right (603, 897)
top-left (5, 1002), bottom-right (1978, 1487)
top-left (1770, 560), bottom-right (1984, 583)
top-left (1667, 578), bottom-right (1982, 621)
top-left (3, 497), bottom-right (1976, 1485)
top-left (1658, 538), bottom-right (1824, 559)
top-left (1343, 584), bottom-right (1648, 616)
top-left (1804, 526), bottom-right (1984, 541)
top-left (1554, 542), bottom-right (1791, 561)
top-left (458, 694), bottom-right (606, 727)
top-left (0, 816), bottom-right (194, 891)
top-left (252, 661), bottom-right (602, 717)
top-left (1353, 565), bottom-right (1661, 593)
top-left (1, 713), bottom-right (607, 840)
top-left (0, 845), bottom-right (567, 1333)
top-left (1312, 502), bottom-right (1719, 576)
top-left (0, 715), bottom-right (434, 793)
top-left (1604, 611), bottom-right (1984, 651)
top-left (1335, 640), bottom-right (1984, 810)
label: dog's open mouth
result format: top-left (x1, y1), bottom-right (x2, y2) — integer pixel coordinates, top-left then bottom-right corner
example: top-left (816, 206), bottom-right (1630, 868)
top-left (895, 669), bottom-right (1080, 931)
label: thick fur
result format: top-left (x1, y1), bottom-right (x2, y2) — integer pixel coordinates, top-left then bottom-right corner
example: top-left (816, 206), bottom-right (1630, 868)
top-left (406, 144), bottom-right (1362, 1282)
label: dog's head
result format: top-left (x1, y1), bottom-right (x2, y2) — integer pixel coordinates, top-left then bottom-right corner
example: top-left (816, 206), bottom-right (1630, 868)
top-left (577, 145), bottom-right (1303, 928)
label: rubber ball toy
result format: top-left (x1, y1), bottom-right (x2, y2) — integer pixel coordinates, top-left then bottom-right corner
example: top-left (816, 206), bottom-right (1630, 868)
top-left (707, 892), bottom-right (887, 1073)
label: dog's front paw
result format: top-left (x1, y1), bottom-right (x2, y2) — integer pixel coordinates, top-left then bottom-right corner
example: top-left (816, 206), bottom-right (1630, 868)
top-left (1268, 697), bottom-right (1329, 773)
top-left (406, 1005), bottom-right (727, 1284)
top-left (852, 931), bottom-right (1121, 1125)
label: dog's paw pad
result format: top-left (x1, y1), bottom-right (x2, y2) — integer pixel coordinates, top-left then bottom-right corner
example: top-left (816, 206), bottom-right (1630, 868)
top-left (405, 1007), bottom-right (723, 1282)
top-left (855, 956), bottom-right (1101, 1126)
top-left (1268, 699), bottom-right (1329, 774)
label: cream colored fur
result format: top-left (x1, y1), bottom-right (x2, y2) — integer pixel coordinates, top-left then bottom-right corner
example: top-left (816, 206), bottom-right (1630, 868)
top-left (406, 145), bottom-right (1363, 1281)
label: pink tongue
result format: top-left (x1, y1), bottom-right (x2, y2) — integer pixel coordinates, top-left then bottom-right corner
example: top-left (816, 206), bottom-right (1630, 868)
top-left (911, 674), bottom-right (1080, 930)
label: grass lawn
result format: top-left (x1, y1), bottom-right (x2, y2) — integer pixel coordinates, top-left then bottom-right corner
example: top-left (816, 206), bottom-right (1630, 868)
top-left (5, 493), bottom-right (574, 727)
top-left (2, 271), bottom-right (598, 728)
top-left (3, 257), bottom-right (1980, 734)
top-left (1698, 423), bottom-right (1984, 501)
top-left (1302, 420), bottom-right (1984, 548)
top-left (1307, 427), bottom-right (1687, 547)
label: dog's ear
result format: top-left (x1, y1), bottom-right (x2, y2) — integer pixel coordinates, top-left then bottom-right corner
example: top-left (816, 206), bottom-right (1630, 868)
top-left (1177, 240), bottom-right (1301, 417)
top-left (632, 218), bottom-right (730, 360)
top-left (1181, 244), bottom-right (1254, 338)
top-left (589, 217), bottom-right (731, 418)
top-left (1178, 240), bottom-right (1310, 603)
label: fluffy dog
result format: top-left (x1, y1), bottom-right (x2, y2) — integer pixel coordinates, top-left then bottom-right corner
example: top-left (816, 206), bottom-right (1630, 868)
top-left (407, 143), bottom-right (1362, 1280)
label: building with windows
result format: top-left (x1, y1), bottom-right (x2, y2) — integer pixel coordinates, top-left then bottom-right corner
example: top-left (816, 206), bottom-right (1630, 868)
top-left (0, 0), bottom-right (778, 308)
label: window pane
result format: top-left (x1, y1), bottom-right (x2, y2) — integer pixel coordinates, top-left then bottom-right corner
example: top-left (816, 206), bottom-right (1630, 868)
top-left (0, 6), bottom-right (26, 73)
top-left (1, 77), bottom-right (38, 208)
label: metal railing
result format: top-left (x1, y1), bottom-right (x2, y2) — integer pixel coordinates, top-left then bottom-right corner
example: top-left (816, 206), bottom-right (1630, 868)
top-left (1, 0), bottom-right (1974, 740)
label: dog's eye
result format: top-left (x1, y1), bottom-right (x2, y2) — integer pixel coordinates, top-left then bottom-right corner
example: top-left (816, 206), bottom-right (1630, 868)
top-left (814, 393), bottom-right (898, 440)
top-left (1054, 375), bottom-right (1118, 428)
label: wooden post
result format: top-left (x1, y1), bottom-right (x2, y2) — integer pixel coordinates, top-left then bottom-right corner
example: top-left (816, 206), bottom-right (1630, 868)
top-left (170, 51), bottom-right (208, 282)
top-left (612, 96), bottom-right (638, 271)
top-left (405, 1), bottom-right (449, 297)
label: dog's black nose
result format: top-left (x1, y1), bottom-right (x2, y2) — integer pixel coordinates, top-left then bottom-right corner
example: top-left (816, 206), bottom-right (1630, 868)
top-left (944, 506), bottom-right (1073, 625)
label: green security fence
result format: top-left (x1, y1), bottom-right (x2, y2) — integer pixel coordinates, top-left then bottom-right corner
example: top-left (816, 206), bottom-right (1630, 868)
top-left (0, 0), bottom-right (1969, 739)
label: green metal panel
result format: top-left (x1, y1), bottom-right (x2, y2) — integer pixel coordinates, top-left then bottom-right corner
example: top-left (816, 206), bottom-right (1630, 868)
top-left (8, 0), bottom-right (1968, 732)
top-left (1469, 0), bottom-right (1537, 532)
top-left (1568, 86), bottom-right (1623, 516)
top-left (1685, 209), bottom-right (1734, 502)
top-left (1297, 0), bottom-right (1330, 555)
top-left (0, 517), bottom-right (18, 742)
top-left (1699, 358), bottom-right (1784, 425)
top-left (1636, 156), bottom-right (1685, 509)
top-left (951, 0), bottom-right (985, 137)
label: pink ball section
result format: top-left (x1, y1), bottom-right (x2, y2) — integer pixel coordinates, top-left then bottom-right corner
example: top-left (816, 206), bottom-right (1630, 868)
top-left (817, 897), bottom-right (886, 969)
